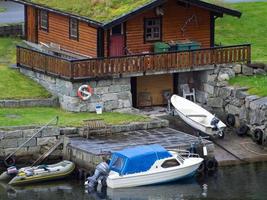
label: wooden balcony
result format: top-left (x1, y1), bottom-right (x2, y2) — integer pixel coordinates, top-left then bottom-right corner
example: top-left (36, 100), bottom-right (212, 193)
top-left (17, 44), bottom-right (251, 81)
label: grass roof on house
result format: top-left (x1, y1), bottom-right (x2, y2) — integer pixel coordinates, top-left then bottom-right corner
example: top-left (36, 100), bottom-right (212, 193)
top-left (26, 0), bottom-right (154, 23)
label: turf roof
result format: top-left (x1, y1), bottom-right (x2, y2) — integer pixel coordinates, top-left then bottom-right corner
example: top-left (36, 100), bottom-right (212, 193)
top-left (26, 0), bottom-right (155, 23)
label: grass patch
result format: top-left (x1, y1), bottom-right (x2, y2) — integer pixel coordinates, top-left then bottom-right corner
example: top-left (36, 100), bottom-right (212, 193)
top-left (29, 0), bottom-right (153, 23)
top-left (0, 65), bottom-right (51, 99)
top-left (229, 75), bottom-right (267, 97)
top-left (0, 37), bottom-right (51, 99)
top-left (215, 2), bottom-right (267, 63)
top-left (0, 107), bottom-right (149, 127)
top-left (0, 7), bottom-right (6, 13)
top-left (0, 37), bottom-right (21, 63)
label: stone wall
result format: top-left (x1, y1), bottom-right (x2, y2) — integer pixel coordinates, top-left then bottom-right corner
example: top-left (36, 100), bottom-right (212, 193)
top-left (0, 96), bottom-right (59, 108)
top-left (20, 68), bottom-right (132, 112)
top-left (197, 63), bottom-right (267, 137)
top-left (0, 127), bottom-right (77, 158)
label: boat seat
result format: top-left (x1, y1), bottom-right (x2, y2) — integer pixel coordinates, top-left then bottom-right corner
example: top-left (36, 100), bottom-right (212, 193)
top-left (186, 114), bottom-right (207, 118)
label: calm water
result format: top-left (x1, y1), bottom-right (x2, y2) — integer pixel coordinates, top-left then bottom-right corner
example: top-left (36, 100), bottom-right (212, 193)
top-left (0, 162), bottom-right (267, 200)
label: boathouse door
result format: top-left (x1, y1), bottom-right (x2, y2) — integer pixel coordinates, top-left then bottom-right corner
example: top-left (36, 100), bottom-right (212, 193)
top-left (109, 24), bottom-right (125, 57)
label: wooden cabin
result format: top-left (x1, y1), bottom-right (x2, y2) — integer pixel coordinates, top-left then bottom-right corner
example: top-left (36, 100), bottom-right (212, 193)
top-left (13, 0), bottom-right (251, 108)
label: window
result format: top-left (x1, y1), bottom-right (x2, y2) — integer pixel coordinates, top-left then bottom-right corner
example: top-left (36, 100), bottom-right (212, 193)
top-left (144, 18), bottom-right (161, 42)
top-left (40, 10), bottom-right (48, 31)
top-left (161, 159), bottom-right (180, 168)
top-left (69, 18), bottom-right (79, 40)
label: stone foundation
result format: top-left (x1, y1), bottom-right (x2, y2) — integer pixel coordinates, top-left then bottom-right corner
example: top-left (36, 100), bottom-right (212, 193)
top-left (197, 63), bottom-right (267, 138)
top-left (20, 68), bottom-right (132, 112)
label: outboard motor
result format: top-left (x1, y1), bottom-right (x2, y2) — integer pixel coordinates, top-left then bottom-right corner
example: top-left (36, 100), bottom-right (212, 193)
top-left (210, 117), bottom-right (220, 131)
top-left (85, 162), bottom-right (110, 189)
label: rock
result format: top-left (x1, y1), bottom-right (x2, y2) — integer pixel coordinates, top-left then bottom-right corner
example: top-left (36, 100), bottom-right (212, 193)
top-left (207, 98), bottom-right (223, 108)
top-left (245, 95), bottom-right (259, 108)
top-left (37, 137), bottom-right (57, 146)
top-left (249, 109), bottom-right (266, 125)
top-left (207, 74), bottom-right (217, 83)
top-left (225, 104), bottom-right (240, 115)
top-left (254, 68), bottom-right (266, 75)
top-left (94, 87), bottom-right (109, 95)
top-left (242, 65), bottom-right (253, 75)
top-left (230, 98), bottom-right (245, 107)
top-left (203, 84), bottom-right (214, 95)
top-left (218, 87), bottom-right (233, 99)
top-left (104, 100), bottom-right (119, 111)
top-left (234, 88), bottom-right (248, 99)
top-left (233, 64), bottom-right (242, 74)
top-left (239, 106), bottom-right (248, 120)
top-left (18, 138), bottom-right (37, 147)
top-left (195, 90), bottom-right (208, 104)
top-left (218, 73), bottom-right (230, 82)
top-left (249, 97), bottom-right (267, 110)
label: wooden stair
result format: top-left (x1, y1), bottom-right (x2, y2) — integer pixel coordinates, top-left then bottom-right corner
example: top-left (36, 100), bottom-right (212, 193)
top-left (32, 138), bottom-right (63, 166)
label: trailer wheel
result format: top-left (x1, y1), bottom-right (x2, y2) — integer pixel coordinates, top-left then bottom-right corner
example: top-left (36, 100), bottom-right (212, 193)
top-left (253, 129), bottom-right (263, 145)
top-left (236, 124), bottom-right (249, 137)
top-left (226, 114), bottom-right (235, 127)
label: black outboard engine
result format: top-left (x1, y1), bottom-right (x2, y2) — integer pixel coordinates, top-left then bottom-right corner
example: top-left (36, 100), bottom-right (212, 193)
top-left (85, 162), bottom-right (110, 189)
top-left (210, 117), bottom-right (220, 131)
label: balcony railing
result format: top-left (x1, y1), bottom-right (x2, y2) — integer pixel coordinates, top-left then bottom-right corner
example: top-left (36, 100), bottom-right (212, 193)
top-left (17, 44), bottom-right (251, 81)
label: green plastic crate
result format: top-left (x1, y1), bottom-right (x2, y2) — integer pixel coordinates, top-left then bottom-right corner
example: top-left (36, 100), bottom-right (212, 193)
top-left (188, 42), bottom-right (201, 50)
top-left (154, 42), bottom-right (170, 53)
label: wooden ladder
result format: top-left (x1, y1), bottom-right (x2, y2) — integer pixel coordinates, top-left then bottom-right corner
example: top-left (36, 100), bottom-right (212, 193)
top-left (32, 138), bottom-right (63, 166)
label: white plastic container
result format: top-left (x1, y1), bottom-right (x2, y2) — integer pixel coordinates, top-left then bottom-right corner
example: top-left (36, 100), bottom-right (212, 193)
top-left (95, 104), bottom-right (103, 115)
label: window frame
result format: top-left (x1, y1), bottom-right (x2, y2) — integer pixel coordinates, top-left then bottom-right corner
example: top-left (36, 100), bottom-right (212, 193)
top-left (144, 17), bottom-right (162, 43)
top-left (39, 10), bottom-right (48, 32)
top-left (69, 18), bottom-right (79, 41)
top-left (161, 159), bottom-right (180, 168)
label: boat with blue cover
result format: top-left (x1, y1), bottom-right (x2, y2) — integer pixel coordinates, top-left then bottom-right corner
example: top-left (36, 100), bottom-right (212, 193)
top-left (86, 144), bottom-right (203, 189)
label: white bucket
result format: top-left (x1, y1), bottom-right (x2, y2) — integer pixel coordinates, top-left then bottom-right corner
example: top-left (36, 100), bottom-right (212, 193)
top-left (95, 104), bottom-right (103, 115)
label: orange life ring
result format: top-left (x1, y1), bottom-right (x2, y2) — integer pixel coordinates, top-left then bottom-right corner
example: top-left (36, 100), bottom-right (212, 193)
top-left (77, 85), bottom-right (93, 101)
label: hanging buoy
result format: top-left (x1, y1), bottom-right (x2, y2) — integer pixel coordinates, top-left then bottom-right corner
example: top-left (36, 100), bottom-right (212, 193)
top-left (236, 124), bottom-right (249, 137)
top-left (77, 85), bottom-right (93, 101)
top-left (252, 128), bottom-right (264, 145)
top-left (226, 114), bottom-right (236, 127)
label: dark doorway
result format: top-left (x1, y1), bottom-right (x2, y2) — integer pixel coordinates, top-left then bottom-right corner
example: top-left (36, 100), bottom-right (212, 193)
top-left (131, 77), bottom-right (137, 108)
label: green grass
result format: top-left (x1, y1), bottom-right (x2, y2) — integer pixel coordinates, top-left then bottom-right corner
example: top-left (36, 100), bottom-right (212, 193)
top-left (29, 0), bottom-right (153, 23)
top-left (0, 7), bottom-right (6, 13)
top-left (229, 75), bottom-right (267, 97)
top-left (0, 65), bottom-right (51, 99)
top-left (0, 37), bottom-right (21, 63)
top-left (0, 37), bottom-right (51, 99)
top-left (0, 107), bottom-right (149, 127)
top-left (215, 2), bottom-right (267, 63)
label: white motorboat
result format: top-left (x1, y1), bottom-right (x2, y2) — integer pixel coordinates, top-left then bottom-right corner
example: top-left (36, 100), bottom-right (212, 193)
top-left (171, 95), bottom-right (226, 138)
top-left (86, 144), bottom-right (203, 189)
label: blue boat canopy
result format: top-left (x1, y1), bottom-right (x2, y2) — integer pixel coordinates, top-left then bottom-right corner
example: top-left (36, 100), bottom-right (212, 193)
top-left (109, 144), bottom-right (172, 175)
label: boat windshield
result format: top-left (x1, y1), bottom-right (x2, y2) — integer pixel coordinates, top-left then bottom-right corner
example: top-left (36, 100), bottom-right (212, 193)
top-left (176, 154), bottom-right (184, 164)
top-left (110, 155), bottom-right (125, 172)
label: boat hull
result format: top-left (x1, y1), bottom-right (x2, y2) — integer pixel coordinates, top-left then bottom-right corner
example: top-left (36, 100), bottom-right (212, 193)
top-left (171, 95), bottom-right (226, 137)
top-left (107, 158), bottom-right (202, 189)
top-left (8, 160), bottom-right (75, 186)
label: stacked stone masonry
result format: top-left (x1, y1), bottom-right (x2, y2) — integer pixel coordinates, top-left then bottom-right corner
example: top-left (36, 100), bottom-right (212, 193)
top-left (20, 68), bottom-right (132, 112)
top-left (197, 63), bottom-right (267, 137)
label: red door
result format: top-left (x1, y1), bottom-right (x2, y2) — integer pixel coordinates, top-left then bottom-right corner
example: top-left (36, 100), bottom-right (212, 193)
top-left (109, 35), bottom-right (125, 57)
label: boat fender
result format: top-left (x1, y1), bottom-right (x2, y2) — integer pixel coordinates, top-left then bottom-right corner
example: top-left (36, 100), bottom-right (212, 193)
top-left (197, 162), bottom-right (205, 173)
top-left (203, 146), bottom-right (208, 157)
top-left (226, 114), bottom-right (235, 127)
top-left (4, 156), bottom-right (16, 168)
top-left (236, 124), bottom-right (250, 137)
top-left (252, 128), bottom-right (264, 145)
top-left (77, 85), bottom-right (93, 101)
top-left (218, 130), bottom-right (225, 139)
top-left (205, 158), bottom-right (218, 172)
top-left (211, 117), bottom-right (220, 131)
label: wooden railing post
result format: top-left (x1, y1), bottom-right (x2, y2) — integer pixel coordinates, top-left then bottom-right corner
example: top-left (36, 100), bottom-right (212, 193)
top-left (247, 44), bottom-right (251, 64)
